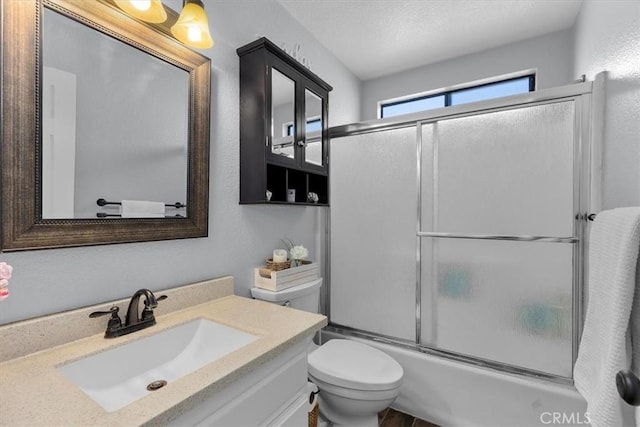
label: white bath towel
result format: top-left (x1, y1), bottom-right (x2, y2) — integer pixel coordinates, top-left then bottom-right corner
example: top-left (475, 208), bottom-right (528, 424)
top-left (120, 200), bottom-right (165, 218)
top-left (574, 207), bottom-right (640, 427)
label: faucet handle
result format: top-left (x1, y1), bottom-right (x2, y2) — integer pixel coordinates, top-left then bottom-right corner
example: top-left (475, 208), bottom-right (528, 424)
top-left (143, 294), bottom-right (168, 308)
top-left (89, 306), bottom-right (122, 335)
top-left (89, 306), bottom-right (120, 318)
top-left (147, 294), bottom-right (168, 305)
top-left (141, 295), bottom-right (167, 321)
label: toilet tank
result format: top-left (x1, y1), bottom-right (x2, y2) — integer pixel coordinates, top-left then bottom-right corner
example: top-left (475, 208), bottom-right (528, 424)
top-left (250, 278), bottom-right (322, 313)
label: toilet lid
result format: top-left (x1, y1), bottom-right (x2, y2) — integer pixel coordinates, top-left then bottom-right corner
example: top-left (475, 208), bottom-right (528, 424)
top-left (308, 339), bottom-right (403, 391)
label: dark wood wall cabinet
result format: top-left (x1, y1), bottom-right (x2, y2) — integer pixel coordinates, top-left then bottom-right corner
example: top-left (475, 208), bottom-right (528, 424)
top-left (238, 37), bottom-right (332, 206)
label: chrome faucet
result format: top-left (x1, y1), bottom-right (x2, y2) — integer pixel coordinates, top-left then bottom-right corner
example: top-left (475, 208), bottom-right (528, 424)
top-left (90, 288), bottom-right (167, 338)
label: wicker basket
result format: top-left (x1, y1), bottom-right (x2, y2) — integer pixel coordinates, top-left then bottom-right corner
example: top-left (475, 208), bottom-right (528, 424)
top-left (308, 403), bottom-right (319, 427)
top-left (265, 258), bottom-right (291, 271)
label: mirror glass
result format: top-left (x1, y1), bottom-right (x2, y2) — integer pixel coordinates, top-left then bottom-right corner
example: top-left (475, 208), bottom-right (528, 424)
top-left (42, 7), bottom-right (189, 219)
top-left (271, 68), bottom-right (295, 159)
top-left (304, 89), bottom-right (323, 166)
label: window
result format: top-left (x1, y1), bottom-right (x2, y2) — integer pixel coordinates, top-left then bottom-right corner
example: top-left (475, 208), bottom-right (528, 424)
top-left (285, 118), bottom-right (322, 136)
top-left (380, 74), bottom-right (535, 119)
top-left (450, 77), bottom-right (533, 106)
top-left (381, 95), bottom-right (445, 119)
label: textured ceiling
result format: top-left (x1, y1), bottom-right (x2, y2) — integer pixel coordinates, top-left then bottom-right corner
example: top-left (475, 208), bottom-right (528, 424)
top-left (278, 0), bottom-right (583, 81)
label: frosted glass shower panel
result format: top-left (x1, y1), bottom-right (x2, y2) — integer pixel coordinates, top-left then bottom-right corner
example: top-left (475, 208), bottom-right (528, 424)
top-left (330, 128), bottom-right (417, 341)
top-left (427, 102), bottom-right (575, 236)
top-left (420, 238), bottom-right (574, 377)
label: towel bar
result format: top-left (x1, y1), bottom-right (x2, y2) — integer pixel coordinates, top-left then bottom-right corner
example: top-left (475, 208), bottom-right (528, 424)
top-left (96, 213), bottom-right (185, 218)
top-left (417, 231), bottom-right (578, 243)
top-left (96, 198), bottom-right (186, 209)
top-left (616, 370), bottom-right (640, 406)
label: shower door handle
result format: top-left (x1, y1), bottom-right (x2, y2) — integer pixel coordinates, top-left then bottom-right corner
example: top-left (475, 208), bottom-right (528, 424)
top-left (616, 370), bottom-right (640, 406)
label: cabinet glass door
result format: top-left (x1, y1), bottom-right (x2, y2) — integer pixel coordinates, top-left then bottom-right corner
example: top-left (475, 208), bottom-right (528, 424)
top-left (270, 67), bottom-right (296, 161)
top-left (304, 88), bottom-right (324, 167)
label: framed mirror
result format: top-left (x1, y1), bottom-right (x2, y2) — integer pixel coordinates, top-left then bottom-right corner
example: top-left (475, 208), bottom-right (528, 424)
top-left (304, 88), bottom-right (324, 167)
top-left (271, 68), bottom-right (296, 160)
top-left (1, 0), bottom-right (211, 251)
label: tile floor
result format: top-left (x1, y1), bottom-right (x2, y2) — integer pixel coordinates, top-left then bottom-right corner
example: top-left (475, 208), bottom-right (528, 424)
top-left (378, 408), bottom-right (440, 427)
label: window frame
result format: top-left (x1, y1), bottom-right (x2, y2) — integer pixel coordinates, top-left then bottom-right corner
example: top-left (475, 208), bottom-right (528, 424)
top-left (378, 69), bottom-right (537, 119)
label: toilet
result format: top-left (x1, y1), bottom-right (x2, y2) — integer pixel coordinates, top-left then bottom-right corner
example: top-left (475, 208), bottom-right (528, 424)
top-left (251, 278), bottom-right (403, 427)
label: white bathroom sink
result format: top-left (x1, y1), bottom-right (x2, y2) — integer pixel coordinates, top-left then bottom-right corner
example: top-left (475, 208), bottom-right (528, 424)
top-left (57, 318), bottom-right (258, 412)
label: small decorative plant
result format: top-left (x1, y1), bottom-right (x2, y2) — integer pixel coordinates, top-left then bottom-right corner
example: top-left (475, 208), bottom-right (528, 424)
top-left (0, 262), bottom-right (14, 301)
top-left (281, 237), bottom-right (309, 267)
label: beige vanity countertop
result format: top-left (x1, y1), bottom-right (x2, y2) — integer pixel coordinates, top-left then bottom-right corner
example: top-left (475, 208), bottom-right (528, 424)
top-left (0, 295), bottom-right (327, 426)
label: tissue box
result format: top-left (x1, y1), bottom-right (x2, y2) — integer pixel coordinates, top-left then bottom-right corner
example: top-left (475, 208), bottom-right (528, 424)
top-left (254, 262), bottom-right (319, 292)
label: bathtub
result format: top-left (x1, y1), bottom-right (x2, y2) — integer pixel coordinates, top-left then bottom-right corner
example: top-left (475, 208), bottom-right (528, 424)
top-left (321, 330), bottom-right (590, 427)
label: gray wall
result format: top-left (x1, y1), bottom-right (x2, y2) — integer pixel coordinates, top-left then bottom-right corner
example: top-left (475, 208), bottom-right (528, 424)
top-left (0, 0), bottom-right (361, 324)
top-left (360, 29), bottom-right (575, 120)
top-left (573, 0), bottom-right (640, 209)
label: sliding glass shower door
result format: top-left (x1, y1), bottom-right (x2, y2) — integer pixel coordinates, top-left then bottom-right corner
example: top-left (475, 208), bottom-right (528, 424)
top-left (420, 101), bottom-right (577, 377)
top-left (330, 90), bottom-right (591, 380)
top-left (330, 127), bottom-right (417, 341)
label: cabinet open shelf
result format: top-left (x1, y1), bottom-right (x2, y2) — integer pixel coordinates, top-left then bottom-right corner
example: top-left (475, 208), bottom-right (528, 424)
top-left (265, 164), bottom-right (328, 205)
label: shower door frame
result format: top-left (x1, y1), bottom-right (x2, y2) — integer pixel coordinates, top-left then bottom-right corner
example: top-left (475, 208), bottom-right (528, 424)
top-left (324, 80), bottom-right (601, 384)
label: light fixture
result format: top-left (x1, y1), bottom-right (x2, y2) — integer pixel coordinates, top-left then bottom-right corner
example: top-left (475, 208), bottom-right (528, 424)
top-left (113, 0), bottom-right (168, 23)
top-left (171, 0), bottom-right (214, 49)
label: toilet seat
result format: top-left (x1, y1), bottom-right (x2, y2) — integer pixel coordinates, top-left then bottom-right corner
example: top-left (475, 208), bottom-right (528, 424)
top-left (308, 339), bottom-right (403, 392)
top-left (308, 373), bottom-right (401, 401)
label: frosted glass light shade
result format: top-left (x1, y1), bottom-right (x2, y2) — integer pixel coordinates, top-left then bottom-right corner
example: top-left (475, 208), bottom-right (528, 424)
top-left (171, 0), bottom-right (214, 49)
top-left (113, 0), bottom-right (167, 23)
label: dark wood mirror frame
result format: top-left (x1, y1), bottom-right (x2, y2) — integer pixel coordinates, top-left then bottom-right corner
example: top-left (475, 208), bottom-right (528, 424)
top-left (1, 0), bottom-right (211, 251)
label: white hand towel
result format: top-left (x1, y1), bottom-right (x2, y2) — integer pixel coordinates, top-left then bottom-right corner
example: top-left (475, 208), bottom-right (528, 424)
top-left (120, 200), bottom-right (165, 218)
top-left (574, 207), bottom-right (640, 427)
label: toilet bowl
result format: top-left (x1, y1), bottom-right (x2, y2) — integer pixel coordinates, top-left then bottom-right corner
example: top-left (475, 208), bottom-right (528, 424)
top-left (308, 339), bottom-right (403, 426)
top-left (251, 278), bottom-right (404, 426)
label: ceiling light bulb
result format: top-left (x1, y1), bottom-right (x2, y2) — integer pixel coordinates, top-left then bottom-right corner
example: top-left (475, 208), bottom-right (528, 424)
top-left (187, 26), bottom-right (202, 42)
top-left (130, 0), bottom-right (151, 11)
top-left (171, 0), bottom-right (214, 49)
top-left (113, 0), bottom-right (167, 23)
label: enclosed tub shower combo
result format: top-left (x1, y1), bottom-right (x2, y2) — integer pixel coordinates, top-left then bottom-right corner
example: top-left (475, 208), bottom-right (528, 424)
top-left (326, 80), bottom-right (603, 427)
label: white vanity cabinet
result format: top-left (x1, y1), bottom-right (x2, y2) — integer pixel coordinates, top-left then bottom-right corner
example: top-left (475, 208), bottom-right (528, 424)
top-left (167, 339), bottom-right (312, 426)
